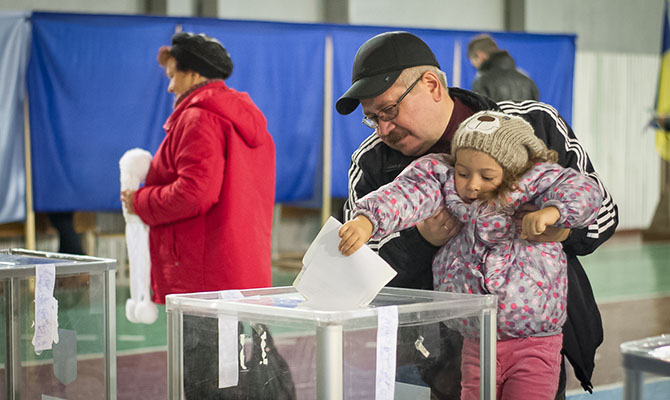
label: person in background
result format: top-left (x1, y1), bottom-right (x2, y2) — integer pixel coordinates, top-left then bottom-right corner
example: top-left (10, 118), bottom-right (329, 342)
top-left (120, 31), bottom-right (275, 303)
top-left (338, 111), bottom-right (604, 399)
top-left (120, 31), bottom-right (277, 398)
top-left (467, 33), bottom-right (539, 102)
top-left (47, 212), bottom-right (84, 255)
top-left (336, 31), bottom-right (618, 399)
top-left (651, 113), bottom-right (670, 131)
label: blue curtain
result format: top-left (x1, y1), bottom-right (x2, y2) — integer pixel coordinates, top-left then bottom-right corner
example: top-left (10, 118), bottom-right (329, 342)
top-left (25, 12), bottom-right (576, 211)
top-left (28, 13), bottom-right (175, 211)
top-left (27, 13), bottom-right (324, 210)
top-left (181, 19), bottom-right (325, 202)
top-left (0, 12), bottom-right (30, 223)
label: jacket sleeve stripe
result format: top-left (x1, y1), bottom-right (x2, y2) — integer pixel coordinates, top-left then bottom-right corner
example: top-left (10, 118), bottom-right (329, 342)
top-left (345, 134), bottom-right (390, 249)
top-left (345, 133), bottom-right (382, 222)
top-left (499, 101), bottom-right (618, 241)
top-left (500, 102), bottom-right (589, 172)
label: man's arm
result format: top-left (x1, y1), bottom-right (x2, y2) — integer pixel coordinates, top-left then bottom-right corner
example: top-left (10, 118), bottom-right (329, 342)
top-left (499, 101), bottom-right (619, 255)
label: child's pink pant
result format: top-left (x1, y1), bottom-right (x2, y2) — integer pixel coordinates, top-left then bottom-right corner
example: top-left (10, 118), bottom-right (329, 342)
top-left (460, 334), bottom-right (563, 400)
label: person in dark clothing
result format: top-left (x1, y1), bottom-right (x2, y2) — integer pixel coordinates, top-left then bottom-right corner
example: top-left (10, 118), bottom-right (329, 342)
top-left (468, 33), bottom-right (540, 102)
top-left (336, 31), bottom-right (619, 399)
top-left (47, 212), bottom-right (84, 255)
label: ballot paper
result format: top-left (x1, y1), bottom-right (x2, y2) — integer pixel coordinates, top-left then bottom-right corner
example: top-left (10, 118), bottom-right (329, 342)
top-left (293, 217), bottom-right (397, 310)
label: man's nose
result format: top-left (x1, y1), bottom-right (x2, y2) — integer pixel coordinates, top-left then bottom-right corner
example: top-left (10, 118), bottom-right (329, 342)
top-left (376, 119), bottom-right (394, 137)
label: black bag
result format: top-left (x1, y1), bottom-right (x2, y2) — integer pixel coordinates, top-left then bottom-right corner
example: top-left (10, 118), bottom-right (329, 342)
top-left (239, 323), bottom-right (296, 400)
top-left (183, 317), bottom-right (296, 400)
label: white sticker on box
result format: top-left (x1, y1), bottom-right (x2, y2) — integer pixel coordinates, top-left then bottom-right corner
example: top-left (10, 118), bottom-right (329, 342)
top-left (218, 316), bottom-right (239, 388)
top-left (32, 263), bottom-right (59, 354)
top-left (218, 289), bottom-right (243, 388)
top-left (376, 305), bottom-right (398, 400)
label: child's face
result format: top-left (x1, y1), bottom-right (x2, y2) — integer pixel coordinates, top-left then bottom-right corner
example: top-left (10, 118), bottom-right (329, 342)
top-left (453, 149), bottom-right (504, 203)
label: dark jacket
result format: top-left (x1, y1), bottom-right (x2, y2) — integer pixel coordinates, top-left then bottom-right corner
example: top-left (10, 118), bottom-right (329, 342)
top-left (472, 50), bottom-right (539, 102)
top-left (343, 87), bottom-right (619, 392)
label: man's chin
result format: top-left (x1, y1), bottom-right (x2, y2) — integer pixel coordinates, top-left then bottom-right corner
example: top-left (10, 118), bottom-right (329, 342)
top-left (397, 143), bottom-right (427, 157)
top-left (385, 136), bottom-right (425, 157)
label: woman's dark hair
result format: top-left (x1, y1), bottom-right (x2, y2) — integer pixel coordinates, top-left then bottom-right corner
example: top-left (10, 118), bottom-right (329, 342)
top-left (169, 32), bottom-right (233, 79)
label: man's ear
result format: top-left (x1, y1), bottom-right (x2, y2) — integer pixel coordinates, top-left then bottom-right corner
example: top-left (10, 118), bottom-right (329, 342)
top-left (422, 71), bottom-right (444, 102)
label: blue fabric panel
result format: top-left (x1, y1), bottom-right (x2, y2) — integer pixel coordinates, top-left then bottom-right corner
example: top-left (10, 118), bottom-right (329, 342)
top-left (459, 31), bottom-right (576, 123)
top-left (181, 19), bottom-right (325, 202)
top-left (27, 13), bottom-right (176, 211)
top-left (329, 26), bottom-right (459, 198)
top-left (25, 13), bottom-right (575, 210)
top-left (0, 12), bottom-right (30, 223)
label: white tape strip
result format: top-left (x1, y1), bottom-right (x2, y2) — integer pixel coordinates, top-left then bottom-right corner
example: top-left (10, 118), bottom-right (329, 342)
top-left (218, 316), bottom-right (239, 388)
top-left (32, 263), bottom-right (59, 354)
top-left (375, 305), bottom-right (398, 400)
top-left (218, 290), bottom-right (244, 388)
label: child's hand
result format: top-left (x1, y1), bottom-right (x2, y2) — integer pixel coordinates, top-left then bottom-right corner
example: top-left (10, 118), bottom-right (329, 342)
top-left (338, 215), bottom-right (373, 256)
top-left (521, 206), bottom-right (560, 240)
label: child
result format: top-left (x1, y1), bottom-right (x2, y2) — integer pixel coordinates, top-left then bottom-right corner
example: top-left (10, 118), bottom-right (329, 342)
top-left (338, 111), bottom-right (603, 400)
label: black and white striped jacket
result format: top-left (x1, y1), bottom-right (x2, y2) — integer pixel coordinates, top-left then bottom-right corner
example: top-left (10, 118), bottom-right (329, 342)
top-left (342, 87), bottom-right (618, 391)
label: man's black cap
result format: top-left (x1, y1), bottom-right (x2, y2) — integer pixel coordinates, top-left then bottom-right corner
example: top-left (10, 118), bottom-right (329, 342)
top-left (336, 31), bottom-right (440, 115)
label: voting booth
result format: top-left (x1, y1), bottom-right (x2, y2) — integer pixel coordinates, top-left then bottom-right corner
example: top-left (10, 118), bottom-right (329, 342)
top-left (166, 286), bottom-right (497, 400)
top-left (0, 249), bottom-right (116, 400)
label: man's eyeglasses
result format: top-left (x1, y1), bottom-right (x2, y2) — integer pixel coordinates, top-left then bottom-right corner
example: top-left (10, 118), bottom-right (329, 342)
top-left (362, 75), bottom-right (422, 130)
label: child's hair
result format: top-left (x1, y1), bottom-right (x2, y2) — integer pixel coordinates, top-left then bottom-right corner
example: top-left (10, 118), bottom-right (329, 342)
top-left (449, 111), bottom-right (558, 201)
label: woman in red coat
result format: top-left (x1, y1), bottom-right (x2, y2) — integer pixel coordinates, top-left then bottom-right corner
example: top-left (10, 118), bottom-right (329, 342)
top-left (121, 32), bottom-right (275, 304)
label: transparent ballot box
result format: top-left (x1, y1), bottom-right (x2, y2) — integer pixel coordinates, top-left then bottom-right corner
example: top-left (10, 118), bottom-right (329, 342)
top-left (0, 249), bottom-right (116, 400)
top-left (621, 334), bottom-right (670, 400)
top-left (166, 286), bottom-right (497, 400)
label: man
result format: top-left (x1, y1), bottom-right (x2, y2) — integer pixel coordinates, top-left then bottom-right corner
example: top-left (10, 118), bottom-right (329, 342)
top-left (468, 33), bottom-right (539, 102)
top-left (336, 31), bottom-right (618, 399)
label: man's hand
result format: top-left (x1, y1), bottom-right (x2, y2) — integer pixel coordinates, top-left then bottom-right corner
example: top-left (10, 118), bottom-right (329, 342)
top-left (516, 204), bottom-right (570, 242)
top-left (523, 225), bottom-right (570, 242)
top-left (338, 215), bottom-right (374, 256)
top-left (416, 207), bottom-right (461, 247)
top-left (120, 189), bottom-right (136, 214)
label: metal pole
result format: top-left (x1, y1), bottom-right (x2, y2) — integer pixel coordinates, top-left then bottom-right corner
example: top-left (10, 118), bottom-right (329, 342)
top-left (167, 310), bottom-right (184, 399)
top-left (8, 278), bottom-right (22, 400)
top-left (316, 324), bottom-right (343, 400)
top-left (23, 95), bottom-right (35, 250)
top-left (321, 35), bottom-right (334, 226)
top-left (105, 270), bottom-right (117, 399)
top-left (452, 39), bottom-right (461, 88)
top-left (2, 281), bottom-right (6, 399)
top-left (480, 308), bottom-right (496, 400)
top-left (623, 368), bottom-right (642, 400)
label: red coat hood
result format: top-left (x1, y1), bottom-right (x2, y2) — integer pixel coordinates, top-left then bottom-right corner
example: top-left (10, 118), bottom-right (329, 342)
top-left (163, 80), bottom-right (269, 148)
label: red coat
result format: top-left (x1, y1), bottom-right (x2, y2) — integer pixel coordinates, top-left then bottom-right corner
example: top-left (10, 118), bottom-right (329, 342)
top-left (134, 81), bottom-right (275, 304)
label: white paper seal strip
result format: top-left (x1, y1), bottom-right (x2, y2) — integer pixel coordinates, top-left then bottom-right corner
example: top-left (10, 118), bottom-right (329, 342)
top-left (32, 263), bottom-right (59, 354)
top-left (375, 305), bottom-right (398, 400)
top-left (218, 290), bottom-right (244, 388)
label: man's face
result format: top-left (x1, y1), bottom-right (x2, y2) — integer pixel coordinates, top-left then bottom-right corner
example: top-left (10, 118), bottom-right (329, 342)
top-left (360, 77), bottom-right (442, 157)
top-left (469, 54), bottom-right (483, 70)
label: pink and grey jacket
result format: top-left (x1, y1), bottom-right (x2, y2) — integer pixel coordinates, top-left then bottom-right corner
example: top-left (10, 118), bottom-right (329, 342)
top-left (353, 154), bottom-right (602, 339)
